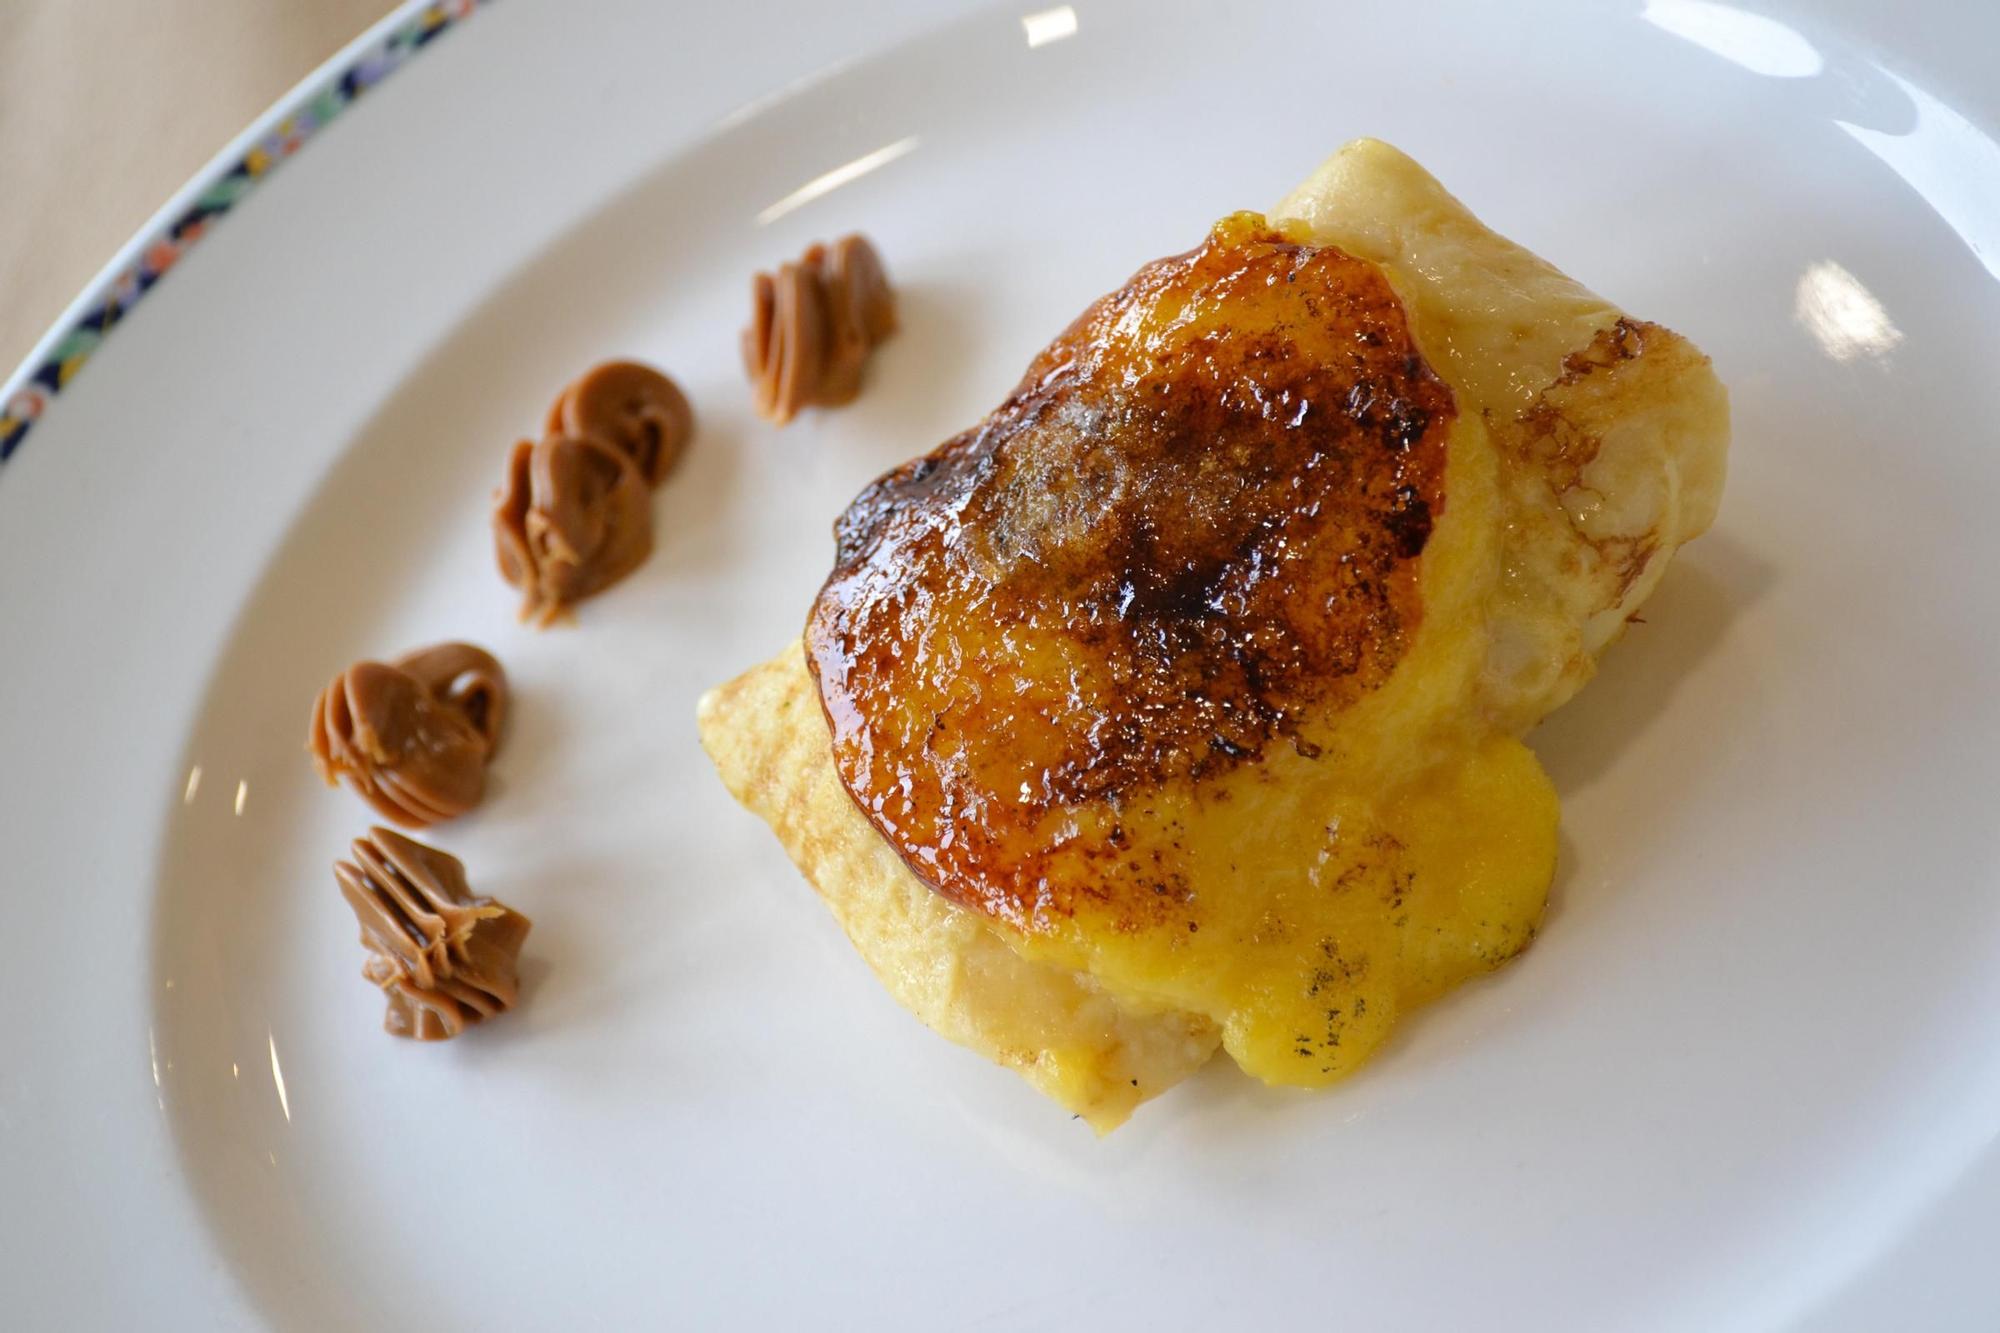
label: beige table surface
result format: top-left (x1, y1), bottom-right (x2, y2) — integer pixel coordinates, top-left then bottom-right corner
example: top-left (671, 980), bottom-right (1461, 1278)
top-left (2, 0), bottom-right (397, 377)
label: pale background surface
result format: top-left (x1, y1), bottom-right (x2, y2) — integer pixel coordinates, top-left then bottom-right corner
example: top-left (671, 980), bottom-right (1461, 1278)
top-left (1, 0), bottom-right (396, 375)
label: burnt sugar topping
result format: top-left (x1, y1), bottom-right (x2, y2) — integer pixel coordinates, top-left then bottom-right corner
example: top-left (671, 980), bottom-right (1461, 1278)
top-left (806, 214), bottom-right (1453, 928)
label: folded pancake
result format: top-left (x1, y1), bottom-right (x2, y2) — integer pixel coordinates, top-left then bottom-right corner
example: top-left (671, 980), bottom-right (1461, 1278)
top-left (699, 139), bottom-right (1728, 1131)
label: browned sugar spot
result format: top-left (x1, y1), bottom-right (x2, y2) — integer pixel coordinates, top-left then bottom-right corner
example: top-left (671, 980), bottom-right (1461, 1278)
top-left (806, 214), bottom-right (1453, 927)
top-left (1511, 316), bottom-right (1664, 592)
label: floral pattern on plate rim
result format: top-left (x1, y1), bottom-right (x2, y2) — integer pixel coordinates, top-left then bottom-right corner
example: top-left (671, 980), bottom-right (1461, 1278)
top-left (0, 0), bottom-right (487, 465)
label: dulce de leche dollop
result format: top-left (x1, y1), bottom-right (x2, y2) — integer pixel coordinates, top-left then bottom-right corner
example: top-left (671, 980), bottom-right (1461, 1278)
top-left (545, 359), bottom-right (693, 488)
top-left (308, 641), bottom-right (507, 828)
top-left (492, 358), bottom-right (695, 623)
top-left (334, 826), bottom-right (532, 1040)
top-left (743, 233), bottom-right (897, 425)
top-left (492, 430), bottom-right (654, 625)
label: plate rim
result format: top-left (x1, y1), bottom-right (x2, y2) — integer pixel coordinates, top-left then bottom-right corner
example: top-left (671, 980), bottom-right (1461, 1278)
top-left (0, 0), bottom-right (488, 468)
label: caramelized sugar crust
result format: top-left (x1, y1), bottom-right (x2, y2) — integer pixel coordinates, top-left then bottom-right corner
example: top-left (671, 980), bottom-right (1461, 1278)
top-left (807, 214), bottom-right (1455, 927)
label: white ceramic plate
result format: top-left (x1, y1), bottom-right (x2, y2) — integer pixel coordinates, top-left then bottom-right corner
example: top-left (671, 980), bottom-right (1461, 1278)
top-left (6, 0), bottom-right (2000, 1327)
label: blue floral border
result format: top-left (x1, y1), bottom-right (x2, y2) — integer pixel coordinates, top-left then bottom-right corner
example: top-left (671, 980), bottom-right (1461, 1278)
top-left (0, 0), bottom-right (487, 465)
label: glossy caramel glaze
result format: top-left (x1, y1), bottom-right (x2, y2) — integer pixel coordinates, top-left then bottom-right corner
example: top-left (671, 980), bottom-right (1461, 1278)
top-left (807, 214), bottom-right (1454, 929)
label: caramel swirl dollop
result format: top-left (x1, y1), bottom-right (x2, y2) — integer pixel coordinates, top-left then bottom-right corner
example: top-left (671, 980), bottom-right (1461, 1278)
top-left (742, 233), bottom-right (896, 425)
top-left (308, 641), bottom-right (507, 828)
top-left (545, 359), bottom-right (693, 488)
top-left (492, 431), bottom-right (654, 624)
top-left (334, 826), bottom-right (532, 1040)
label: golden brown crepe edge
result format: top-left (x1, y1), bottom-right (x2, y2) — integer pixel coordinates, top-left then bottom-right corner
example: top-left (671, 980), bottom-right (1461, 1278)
top-left (696, 647), bottom-right (1220, 1132)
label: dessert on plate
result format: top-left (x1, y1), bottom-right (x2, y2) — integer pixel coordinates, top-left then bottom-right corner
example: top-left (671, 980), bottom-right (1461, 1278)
top-left (699, 139), bottom-right (1729, 1130)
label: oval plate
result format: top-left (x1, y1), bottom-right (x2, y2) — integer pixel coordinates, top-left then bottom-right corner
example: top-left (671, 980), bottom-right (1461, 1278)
top-left (3, 0), bottom-right (1998, 1327)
